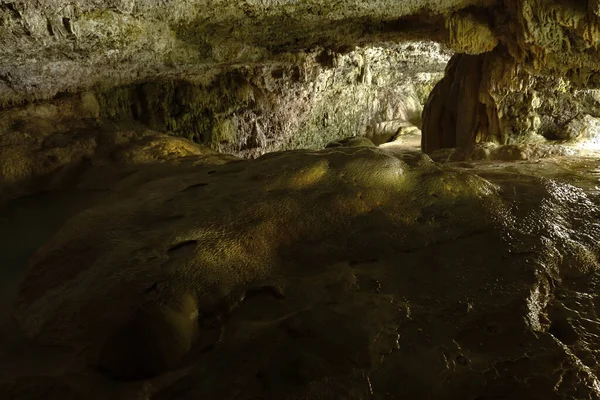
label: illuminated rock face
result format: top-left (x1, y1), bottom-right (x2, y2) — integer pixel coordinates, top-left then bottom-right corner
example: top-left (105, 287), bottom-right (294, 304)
top-left (88, 42), bottom-right (449, 157)
top-left (3, 0), bottom-right (600, 154)
top-left (7, 145), bottom-right (600, 398)
top-left (417, 0), bottom-right (600, 152)
top-left (422, 49), bottom-right (600, 154)
top-left (0, 0), bottom-right (472, 106)
top-left (0, 39), bottom-right (450, 204)
top-left (0, 121), bottom-right (236, 205)
top-left (0, 41), bottom-right (449, 192)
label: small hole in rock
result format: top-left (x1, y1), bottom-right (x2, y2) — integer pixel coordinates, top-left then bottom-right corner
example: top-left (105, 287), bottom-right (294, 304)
top-left (167, 240), bottom-right (197, 258)
top-left (180, 183), bottom-right (209, 192)
top-left (46, 19), bottom-right (54, 36)
top-left (62, 17), bottom-right (73, 34)
top-left (549, 319), bottom-right (578, 345)
top-left (486, 323), bottom-right (501, 334)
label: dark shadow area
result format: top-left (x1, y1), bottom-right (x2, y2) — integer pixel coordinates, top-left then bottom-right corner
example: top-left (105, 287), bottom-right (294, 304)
top-left (0, 190), bottom-right (108, 379)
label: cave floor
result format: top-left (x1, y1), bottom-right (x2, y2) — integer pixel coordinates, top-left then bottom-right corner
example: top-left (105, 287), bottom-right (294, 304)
top-left (0, 190), bottom-right (110, 385)
top-left (1, 147), bottom-right (600, 399)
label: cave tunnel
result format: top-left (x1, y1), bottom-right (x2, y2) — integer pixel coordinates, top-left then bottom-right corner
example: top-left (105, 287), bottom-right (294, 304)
top-left (2, 1), bottom-right (600, 399)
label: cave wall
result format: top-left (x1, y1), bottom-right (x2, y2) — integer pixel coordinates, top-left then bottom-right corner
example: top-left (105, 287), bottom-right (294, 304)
top-left (422, 49), bottom-right (600, 154)
top-left (0, 41), bottom-right (449, 202)
top-left (3, 0), bottom-right (600, 154)
top-left (1, 42), bottom-right (449, 158)
top-left (420, 0), bottom-right (600, 153)
top-left (0, 0), bottom-right (477, 107)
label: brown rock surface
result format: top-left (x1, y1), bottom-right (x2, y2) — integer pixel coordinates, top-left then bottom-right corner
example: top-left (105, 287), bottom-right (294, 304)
top-left (0, 117), bottom-right (236, 205)
top-left (4, 145), bottom-right (600, 399)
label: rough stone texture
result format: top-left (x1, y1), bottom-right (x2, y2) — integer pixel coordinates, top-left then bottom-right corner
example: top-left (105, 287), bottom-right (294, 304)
top-left (3, 0), bottom-right (600, 154)
top-left (4, 1), bottom-right (600, 398)
top-left (2, 0), bottom-right (600, 155)
top-left (0, 0), bottom-right (477, 107)
top-left (0, 42), bottom-right (448, 159)
top-left (422, 52), bottom-right (503, 152)
top-left (491, 75), bottom-right (600, 145)
top-left (422, 49), bottom-right (600, 154)
top-left (5, 145), bottom-right (600, 398)
top-left (417, 0), bottom-right (600, 153)
top-left (446, 10), bottom-right (498, 54)
top-left (466, 142), bottom-right (577, 161)
top-left (0, 116), bottom-right (235, 205)
top-left (93, 42), bottom-right (449, 157)
top-left (563, 114), bottom-right (600, 145)
top-left (428, 142), bottom-right (581, 163)
top-left (499, 0), bottom-right (600, 81)
top-left (325, 136), bottom-right (376, 148)
top-left (0, 39), bottom-right (451, 205)
top-left (1, 0), bottom-right (598, 108)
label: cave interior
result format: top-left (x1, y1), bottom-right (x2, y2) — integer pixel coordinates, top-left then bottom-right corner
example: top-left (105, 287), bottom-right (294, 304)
top-left (2, 1), bottom-right (600, 399)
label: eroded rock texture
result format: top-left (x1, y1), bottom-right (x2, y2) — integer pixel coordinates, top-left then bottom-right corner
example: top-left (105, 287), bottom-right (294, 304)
top-left (0, 0), bottom-right (471, 106)
top-left (0, 42), bottom-right (448, 165)
top-left (3, 1), bottom-right (600, 398)
top-left (4, 145), bottom-right (600, 399)
top-left (423, 49), bottom-right (600, 154)
top-left (93, 42), bottom-right (448, 156)
top-left (422, 0), bottom-right (600, 153)
top-left (3, 0), bottom-right (600, 154)
top-left (422, 52), bottom-right (502, 152)
top-left (0, 116), bottom-right (235, 205)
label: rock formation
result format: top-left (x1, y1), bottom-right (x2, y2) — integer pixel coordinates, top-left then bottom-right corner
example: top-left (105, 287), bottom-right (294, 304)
top-left (2, 1), bottom-right (600, 399)
top-left (2, 0), bottom-right (600, 154)
top-left (422, 0), bottom-right (600, 153)
top-left (2, 144), bottom-right (599, 398)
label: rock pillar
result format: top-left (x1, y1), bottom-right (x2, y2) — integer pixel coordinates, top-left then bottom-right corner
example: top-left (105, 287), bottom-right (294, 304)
top-left (421, 51), bottom-right (506, 153)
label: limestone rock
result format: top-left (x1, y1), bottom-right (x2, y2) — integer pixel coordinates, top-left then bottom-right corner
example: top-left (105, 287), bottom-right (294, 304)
top-left (325, 137), bottom-right (376, 148)
top-left (467, 142), bottom-right (576, 161)
top-left (2, 0), bottom-right (600, 113)
top-left (3, 0), bottom-right (600, 154)
top-left (13, 146), bottom-right (499, 376)
top-left (564, 114), bottom-right (600, 143)
top-left (0, 0), bottom-right (464, 107)
top-left (8, 145), bottom-right (600, 398)
top-left (393, 124), bottom-right (421, 139)
top-left (446, 12), bottom-right (498, 54)
top-left (0, 121), bottom-right (233, 205)
top-left (0, 42), bottom-right (448, 158)
top-left (422, 52), bottom-right (504, 153)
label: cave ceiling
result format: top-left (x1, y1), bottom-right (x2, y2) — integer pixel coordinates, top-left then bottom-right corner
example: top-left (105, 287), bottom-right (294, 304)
top-left (1, 0), bottom-right (600, 107)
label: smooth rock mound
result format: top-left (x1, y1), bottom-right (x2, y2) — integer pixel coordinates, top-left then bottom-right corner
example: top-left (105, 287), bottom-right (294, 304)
top-left (9, 146), bottom-right (600, 398)
top-left (14, 147), bottom-right (496, 378)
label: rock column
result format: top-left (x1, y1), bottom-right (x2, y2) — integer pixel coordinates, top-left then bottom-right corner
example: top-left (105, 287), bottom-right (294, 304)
top-left (421, 51), bottom-right (506, 153)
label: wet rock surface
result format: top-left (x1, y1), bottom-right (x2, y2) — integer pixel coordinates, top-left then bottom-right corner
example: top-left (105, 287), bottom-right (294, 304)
top-left (3, 145), bottom-right (600, 399)
top-left (3, 1), bottom-right (600, 398)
